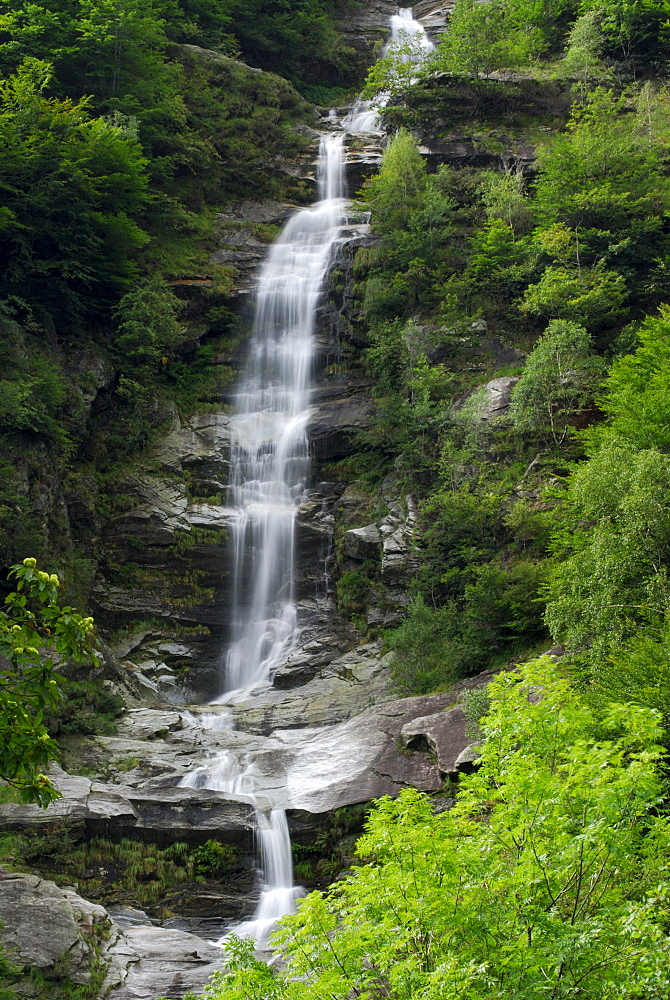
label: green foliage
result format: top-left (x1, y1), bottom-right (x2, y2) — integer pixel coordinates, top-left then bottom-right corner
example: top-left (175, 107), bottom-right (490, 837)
top-left (362, 128), bottom-right (427, 235)
top-left (0, 830), bottom-right (212, 909)
top-left (0, 58), bottom-right (150, 320)
top-left (387, 595), bottom-right (461, 694)
top-left (533, 89), bottom-right (670, 296)
top-left (207, 660), bottom-right (670, 1000)
top-left (599, 304), bottom-right (670, 451)
top-left (478, 169), bottom-right (534, 235)
top-left (336, 567), bottom-right (374, 619)
top-left (520, 262), bottom-right (627, 327)
top-left (510, 319), bottom-right (605, 442)
top-left (0, 558), bottom-right (99, 805)
top-left (432, 0), bottom-right (530, 79)
top-left (546, 441), bottom-right (670, 664)
top-left (579, 0), bottom-right (670, 75)
top-left (559, 9), bottom-right (611, 93)
top-left (388, 556), bottom-right (547, 694)
top-left (460, 684), bottom-right (490, 739)
top-left (0, 308), bottom-right (68, 442)
top-left (543, 305), bottom-right (670, 688)
top-left (192, 839), bottom-right (236, 877)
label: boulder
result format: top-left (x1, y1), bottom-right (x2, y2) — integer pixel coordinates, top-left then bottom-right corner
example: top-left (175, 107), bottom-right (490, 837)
top-left (478, 376), bottom-right (520, 421)
top-left (108, 926), bottom-right (228, 1000)
top-left (343, 524), bottom-right (382, 561)
top-left (453, 744), bottom-right (483, 774)
top-left (400, 706), bottom-right (469, 777)
top-left (0, 870), bottom-right (231, 1000)
top-left (0, 869), bottom-right (130, 992)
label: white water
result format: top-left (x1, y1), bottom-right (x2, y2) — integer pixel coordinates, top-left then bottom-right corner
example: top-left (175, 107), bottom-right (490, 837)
top-left (344, 8), bottom-right (434, 134)
top-left (180, 8), bottom-right (434, 952)
top-left (180, 133), bottom-right (348, 949)
top-left (214, 133), bottom-right (347, 699)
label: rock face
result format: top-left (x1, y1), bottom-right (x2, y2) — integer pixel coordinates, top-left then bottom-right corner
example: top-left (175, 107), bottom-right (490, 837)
top-left (0, 869), bottom-right (130, 993)
top-left (0, 868), bottom-right (230, 1000)
top-left (336, 0), bottom-right (397, 64)
top-left (477, 376), bottom-right (520, 421)
top-left (400, 707), bottom-right (469, 775)
top-left (0, 767), bottom-right (258, 846)
top-left (108, 926), bottom-right (229, 1000)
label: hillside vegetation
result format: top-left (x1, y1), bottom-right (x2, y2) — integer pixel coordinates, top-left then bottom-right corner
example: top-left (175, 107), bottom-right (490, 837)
top-left (208, 1), bottom-right (670, 996)
top-left (0, 0), bottom-right (360, 574)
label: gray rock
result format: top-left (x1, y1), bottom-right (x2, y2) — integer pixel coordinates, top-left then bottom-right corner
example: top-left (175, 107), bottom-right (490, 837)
top-left (151, 412), bottom-right (230, 485)
top-left (381, 493), bottom-right (420, 583)
top-left (307, 394), bottom-right (375, 460)
top-left (478, 376), bottom-right (520, 421)
top-left (0, 766), bottom-right (258, 845)
top-left (400, 707), bottom-right (469, 777)
top-left (454, 744), bottom-right (483, 774)
top-left (343, 524), bottom-right (382, 561)
top-left (108, 926), bottom-right (228, 1000)
top-left (0, 870), bottom-right (129, 992)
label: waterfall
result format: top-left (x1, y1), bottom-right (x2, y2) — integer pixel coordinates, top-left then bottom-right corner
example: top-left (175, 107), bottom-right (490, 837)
top-left (181, 8), bottom-right (432, 950)
top-left (390, 6), bottom-right (436, 54)
top-left (181, 133), bottom-right (348, 948)
top-left (344, 7), bottom-right (435, 134)
top-left (215, 133), bottom-right (347, 699)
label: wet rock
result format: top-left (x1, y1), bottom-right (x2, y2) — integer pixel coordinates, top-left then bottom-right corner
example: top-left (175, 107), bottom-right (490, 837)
top-left (151, 411), bottom-right (231, 495)
top-left (336, 0), bottom-right (396, 60)
top-left (380, 492), bottom-right (420, 585)
top-left (414, 0), bottom-right (452, 41)
top-left (0, 767), bottom-right (258, 846)
top-left (211, 200), bottom-right (297, 298)
top-left (418, 138), bottom-right (536, 174)
top-left (230, 640), bottom-right (393, 734)
top-left (108, 926), bottom-right (228, 1000)
top-left (307, 393), bottom-right (375, 460)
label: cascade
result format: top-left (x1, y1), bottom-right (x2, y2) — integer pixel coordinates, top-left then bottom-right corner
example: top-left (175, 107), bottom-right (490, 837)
top-left (181, 5), bottom-right (434, 952)
top-left (344, 7), bottom-right (434, 134)
top-left (181, 132), bottom-right (348, 947)
top-left (214, 133), bottom-right (347, 699)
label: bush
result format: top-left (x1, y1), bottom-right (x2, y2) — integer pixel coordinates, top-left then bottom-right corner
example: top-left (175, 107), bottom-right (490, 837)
top-left (193, 839), bottom-right (236, 877)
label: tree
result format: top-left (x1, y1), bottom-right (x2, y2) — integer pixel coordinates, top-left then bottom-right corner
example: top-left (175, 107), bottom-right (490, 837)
top-left (546, 442), bottom-right (670, 661)
top-left (0, 57), bottom-right (150, 321)
top-left (363, 128), bottom-right (427, 233)
top-left (532, 89), bottom-right (670, 282)
top-left (0, 558), bottom-right (99, 806)
top-left (579, 0), bottom-right (670, 76)
top-left (208, 659), bottom-right (670, 1000)
top-left (510, 319), bottom-right (605, 443)
top-left (599, 305), bottom-right (670, 452)
top-left (433, 0), bottom-right (526, 81)
top-left (520, 262), bottom-right (627, 328)
top-left (559, 9), bottom-right (611, 96)
top-left (478, 169), bottom-right (534, 235)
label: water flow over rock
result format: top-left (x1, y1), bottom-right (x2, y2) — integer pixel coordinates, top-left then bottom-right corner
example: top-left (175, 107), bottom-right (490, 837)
top-left (344, 7), bottom-right (435, 133)
top-left (218, 134), bottom-right (347, 698)
top-left (181, 134), bottom-right (348, 948)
